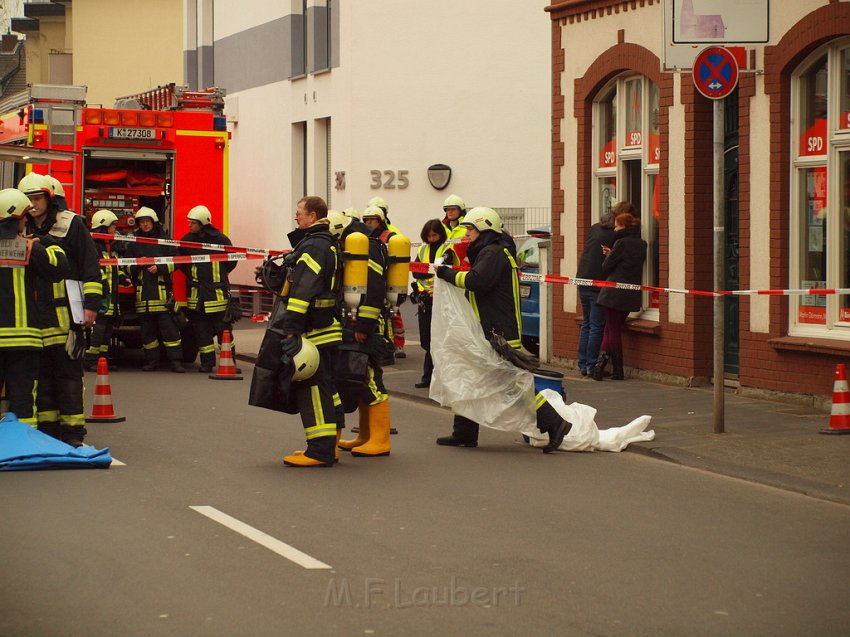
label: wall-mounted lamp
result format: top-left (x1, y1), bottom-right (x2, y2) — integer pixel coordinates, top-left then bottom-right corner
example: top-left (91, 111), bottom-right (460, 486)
top-left (427, 163), bottom-right (452, 190)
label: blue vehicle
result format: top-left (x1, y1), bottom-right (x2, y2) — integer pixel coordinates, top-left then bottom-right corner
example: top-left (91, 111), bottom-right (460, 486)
top-left (517, 226), bottom-right (551, 355)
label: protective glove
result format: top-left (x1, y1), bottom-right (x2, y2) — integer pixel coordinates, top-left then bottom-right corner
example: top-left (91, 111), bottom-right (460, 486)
top-left (65, 326), bottom-right (88, 360)
top-left (409, 290), bottom-right (420, 305)
top-left (435, 265), bottom-right (455, 282)
top-left (280, 335), bottom-right (302, 361)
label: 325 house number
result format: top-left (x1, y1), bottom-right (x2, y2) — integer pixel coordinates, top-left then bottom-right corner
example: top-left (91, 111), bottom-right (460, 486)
top-left (370, 170), bottom-right (409, 190)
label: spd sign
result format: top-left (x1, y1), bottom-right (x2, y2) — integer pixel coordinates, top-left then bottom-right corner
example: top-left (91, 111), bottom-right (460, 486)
top-left (693, 47), bottom-right (739, 100)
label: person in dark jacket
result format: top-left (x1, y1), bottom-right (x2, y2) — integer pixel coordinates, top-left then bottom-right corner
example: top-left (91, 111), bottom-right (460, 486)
top-left (410, 219), bottom-right (456, 388)
top-left (126, 207), bottom-right (185, 373)
top-left (593, 208), bottom-right (647, 381)
top-left (576, 211), bottom-right (618, 376)
top-left (280, 196), bottom-right (343, 467)
top-left (20, 172), bottom-right (103, 446)
top-left (84, 209), bottom-right (127, 371)
top-left (178, 204), bottom-right (237, 373)
top-left (435, 207), bottom-right (568, 452)
top-left (0, 188), bottom-right (69, 428)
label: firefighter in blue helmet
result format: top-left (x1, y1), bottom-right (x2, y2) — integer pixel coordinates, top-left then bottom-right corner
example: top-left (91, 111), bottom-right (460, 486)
top-left (434, 207), bottom-right (569, 452)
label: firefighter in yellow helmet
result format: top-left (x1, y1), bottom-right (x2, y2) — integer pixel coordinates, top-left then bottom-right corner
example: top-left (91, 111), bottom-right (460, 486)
top-left (433, 207), bottom-right (569, 452)
top-left (0, 188), bottom-right (69, 428)
top-left (125, 207), bottom-right (185, 372)
top-left (20, 172), bottom-right (103, 446)
top-left (178, 204), bottom-right (238, 373)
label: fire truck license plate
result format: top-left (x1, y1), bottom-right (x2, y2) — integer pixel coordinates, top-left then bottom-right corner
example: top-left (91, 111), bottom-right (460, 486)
top-left (109, 127), bottom-right (155, 140)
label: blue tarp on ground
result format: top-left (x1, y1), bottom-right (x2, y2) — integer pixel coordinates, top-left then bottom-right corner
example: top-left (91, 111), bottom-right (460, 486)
top-left (0, 413), bottom-right (112, 470)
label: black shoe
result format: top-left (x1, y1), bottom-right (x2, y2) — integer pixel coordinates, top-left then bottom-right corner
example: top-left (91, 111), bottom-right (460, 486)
top-left (171, 362), bottom-right (185, 373)
top-left (436, 435), bottom-right (478, 448)
top-left (580, 369), bottom-right (588, 377)
top-left (543, 420), bottom-right (569, 453)
top-left (142, 362), bottom-right (158, 372)
top-left (591, 352), bottom-right (610, 382)
top-left (395, 349), bottom-right (406, 359)
top-left (198, 365), bottom-right (213, 373)
top-left (414, 379), bottom-right (430, 389)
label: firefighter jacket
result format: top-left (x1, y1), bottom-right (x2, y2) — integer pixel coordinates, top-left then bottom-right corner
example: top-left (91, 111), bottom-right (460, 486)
top-left (442, 217), bottom-right (469, 263)
top-left (178, 226), bottom-right (236, 314)
top-left (26, 206), bottom-right (103, 347)
top-left (94, 237), bottom-right (125, 317)
top-left (281, 223), bottom-right (342, 348)
top-left (0, 236), bottom-right (69, 350)
top-left (341, 219), bottom-right (386, 336)
top-left (439, 230), bottom-right (522, 349)
top-left (126, 224), bottom-right (176, 314)
top-left (412, 242), bottom-right (456, 296)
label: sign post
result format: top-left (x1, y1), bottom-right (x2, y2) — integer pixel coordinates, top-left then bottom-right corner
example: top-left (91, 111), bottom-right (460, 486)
top-left (692, 47), bottom-right (738, 434)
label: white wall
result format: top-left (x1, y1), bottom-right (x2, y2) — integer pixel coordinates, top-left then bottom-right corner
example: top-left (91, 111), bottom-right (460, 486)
top-left (221, 0), bottom-right (552, 285)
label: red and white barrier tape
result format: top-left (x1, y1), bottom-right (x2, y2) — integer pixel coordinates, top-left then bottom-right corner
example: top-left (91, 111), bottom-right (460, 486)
top-left (93, 233), bottom-right (844, 298)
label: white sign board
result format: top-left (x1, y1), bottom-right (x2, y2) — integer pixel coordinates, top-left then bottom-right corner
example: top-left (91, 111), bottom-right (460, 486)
top-left (664, 0), bottom-right (769, 70)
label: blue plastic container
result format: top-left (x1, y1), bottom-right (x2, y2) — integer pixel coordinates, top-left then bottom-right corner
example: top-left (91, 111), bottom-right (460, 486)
top-left (532, 369), bottom-right (565, 399)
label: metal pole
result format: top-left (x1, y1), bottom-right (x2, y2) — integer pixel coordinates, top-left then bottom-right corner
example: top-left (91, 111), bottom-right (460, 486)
top-left (538, 241), bottom-right (552, 364)
top-left (713, 98), bottom-right (725, 434)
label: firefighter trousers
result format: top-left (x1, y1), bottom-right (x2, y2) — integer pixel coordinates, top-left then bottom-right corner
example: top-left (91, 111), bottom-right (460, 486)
top-left (293, 346), bottom-right (339, 463)
top-left (0, 349), bottom-right (40, 427)
top-left (85, 315), bottom-right (119, 366)
top-left (187, 309), bottom-right (232, 368)
top-left (37, 344), bottom-right (87, 445)
top-left (139, 311), bottom-right (183, 364)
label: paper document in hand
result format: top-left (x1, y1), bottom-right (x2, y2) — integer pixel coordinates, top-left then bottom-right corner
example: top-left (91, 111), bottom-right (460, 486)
top-left (65, 280), bottom-right (85, 324)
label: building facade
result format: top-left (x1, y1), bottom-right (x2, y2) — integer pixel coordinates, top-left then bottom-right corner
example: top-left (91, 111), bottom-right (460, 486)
top-left (188, 0), bottom-right (552, 287)
top-left (548, 0), bottom-right (850, 400)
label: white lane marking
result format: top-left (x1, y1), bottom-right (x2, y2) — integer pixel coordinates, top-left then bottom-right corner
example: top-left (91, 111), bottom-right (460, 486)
top-left (189, 505), bottom-right (332, 570)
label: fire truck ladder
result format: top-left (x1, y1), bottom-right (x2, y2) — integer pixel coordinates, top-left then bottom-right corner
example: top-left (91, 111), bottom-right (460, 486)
top-left (113, 84), bottom-right (226, 115)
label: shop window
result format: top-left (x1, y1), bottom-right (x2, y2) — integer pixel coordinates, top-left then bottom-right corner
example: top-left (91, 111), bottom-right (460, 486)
top-left (592, 75), bottom-right (661, 317)
top-left (790, 40), bottom-right (850, 334)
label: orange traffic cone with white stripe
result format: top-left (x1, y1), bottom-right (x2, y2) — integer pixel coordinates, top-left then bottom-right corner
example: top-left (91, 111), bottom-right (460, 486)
top-left (86, 357), bottom-right (126, 423)
top-left (820, 363), bottom-right (850, 435)
top-left (209, 330), bottom-right (243, 380)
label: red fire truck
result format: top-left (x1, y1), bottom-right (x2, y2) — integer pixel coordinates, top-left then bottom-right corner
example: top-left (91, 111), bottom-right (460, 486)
top-left (23, 82), bottom-right (228, 234)
top-left (18, 83), bottom-right (230, 359)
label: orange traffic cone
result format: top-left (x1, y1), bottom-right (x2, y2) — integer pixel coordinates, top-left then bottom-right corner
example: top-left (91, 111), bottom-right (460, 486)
top-left (820, 363), bottom-right (850, 435)
top-left (86, 357), bottom-right (126, 423)
top-left (209, 330), bottom-right (243, 380)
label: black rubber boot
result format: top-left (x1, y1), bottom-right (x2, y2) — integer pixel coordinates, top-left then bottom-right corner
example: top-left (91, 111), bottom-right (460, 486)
top-left (536, 399), bottom-right (572, 453)
top-left (591, 352), bottom-right (610, 381)
top-left (436, 415), bottom-right (479, 447)
top-left (611, 351), bottom-right (625, 380)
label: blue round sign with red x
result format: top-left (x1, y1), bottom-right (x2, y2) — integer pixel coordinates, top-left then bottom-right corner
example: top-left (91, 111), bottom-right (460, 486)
top-left (693, 47), bottom-right (739, 100)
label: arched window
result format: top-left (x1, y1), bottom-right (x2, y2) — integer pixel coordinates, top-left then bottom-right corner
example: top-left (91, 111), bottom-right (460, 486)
top-left (790, 39), bottom-right (850, 334)
top-left (593, 75), bottom-right (661, 317)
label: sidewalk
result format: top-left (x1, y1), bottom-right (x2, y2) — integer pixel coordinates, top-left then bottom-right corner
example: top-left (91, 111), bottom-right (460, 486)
top-left (233, 309), bottom-right (850, 506)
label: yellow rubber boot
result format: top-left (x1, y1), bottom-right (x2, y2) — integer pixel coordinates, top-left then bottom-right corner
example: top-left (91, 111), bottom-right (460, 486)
top-left (338, 403), bottom-right (370, 451)
top-left (351, 400), bottom-right (391, 457)
top-left (283, 453), bottom-right (334, 467)
top-left (291, 430), bottom-right (342, 463)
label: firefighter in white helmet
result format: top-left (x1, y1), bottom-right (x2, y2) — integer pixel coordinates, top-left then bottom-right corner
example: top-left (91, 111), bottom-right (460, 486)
top-left (361, 204), bottom-right (409, 361)
top-left (178, 204), bottom-right (238, 373)
top-left (84, 209), bottom-right (127, 371)
top-left (441, 193), bottom-right (469, 263)
top-left (0, 188), bottom-right (69, 429)
top-left (20, 172), bottom-right (103, 446)
top-left (434, 207), bottom-right (570, 452)
top-left (125, 207), bottom-right (185, 372)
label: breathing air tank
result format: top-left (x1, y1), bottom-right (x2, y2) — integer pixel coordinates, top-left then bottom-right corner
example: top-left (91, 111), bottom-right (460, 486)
top-left (342, 231), bottom-right (369, 309)
top-left (386, 233), bottom-right (411, 307)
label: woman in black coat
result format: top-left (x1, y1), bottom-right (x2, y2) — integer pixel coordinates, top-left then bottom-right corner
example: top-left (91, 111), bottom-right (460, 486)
top-left (593, 209), bottom-right (647, 381)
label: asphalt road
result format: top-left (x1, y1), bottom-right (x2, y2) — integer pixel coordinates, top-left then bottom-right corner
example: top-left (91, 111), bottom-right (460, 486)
top-left (2, 365), bottom-right (849, 637)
